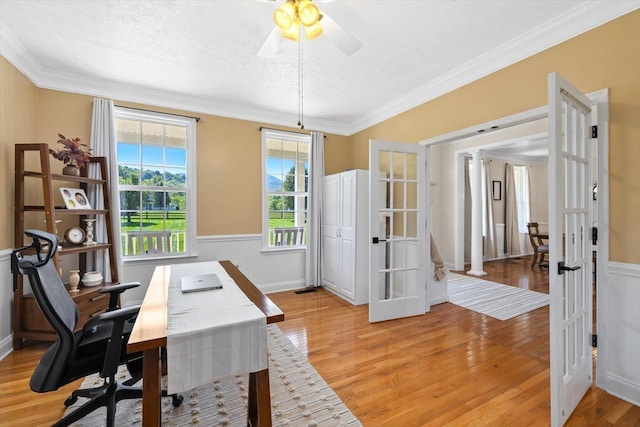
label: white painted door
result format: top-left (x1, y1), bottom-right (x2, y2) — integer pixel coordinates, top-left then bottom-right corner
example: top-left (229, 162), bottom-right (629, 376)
top-left (369, 140), bottom-right (428, 323)
top-left (322, 174), bottom-right (340, 292)
top-left (548, 72), bottom-right (594, 426)
top-left (339, 171), bottom-right (357, 299)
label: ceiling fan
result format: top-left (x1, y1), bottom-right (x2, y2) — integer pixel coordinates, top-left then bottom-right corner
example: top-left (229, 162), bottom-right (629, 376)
top-left (257, 0), bottom-right (362, 57)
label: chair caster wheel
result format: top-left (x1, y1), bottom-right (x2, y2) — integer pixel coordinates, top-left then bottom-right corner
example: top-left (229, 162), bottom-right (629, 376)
top-left (172, 394), bottom-right (184, 407)
top-left (64, 395), bottom-right (78, 407)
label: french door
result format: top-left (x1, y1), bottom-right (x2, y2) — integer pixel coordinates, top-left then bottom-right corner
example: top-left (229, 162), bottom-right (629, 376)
top-left (369, 140), bottom-right (428, 322)
top-left (548, 72), bottom-right (594, 426)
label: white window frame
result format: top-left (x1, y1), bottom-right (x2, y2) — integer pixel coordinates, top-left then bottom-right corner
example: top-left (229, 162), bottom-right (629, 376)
top-left (114, 107), bottom-right (197, 260)
top-left (261, 128), bottom-right (310, 251)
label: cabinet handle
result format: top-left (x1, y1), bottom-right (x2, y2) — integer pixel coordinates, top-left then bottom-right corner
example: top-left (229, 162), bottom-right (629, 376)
top-left (90, 309), bottom-right (106, 318)
top-left (90, 294), bottom-right (107, 302)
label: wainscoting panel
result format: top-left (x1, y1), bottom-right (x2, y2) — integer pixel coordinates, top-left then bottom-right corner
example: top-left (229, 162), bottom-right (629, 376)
top-left (0, 249), bottom-right (13, 360)
top-left (599, 262), bottom-right (640, 406)
top-left (120, 234), bottom-right (307, 307)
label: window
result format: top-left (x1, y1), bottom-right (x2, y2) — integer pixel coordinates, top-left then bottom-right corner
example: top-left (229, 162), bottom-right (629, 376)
top-left (114, 107), bottom-right (196, 258)
top-left (513, 165), bottom-right (531, 233)
top-left (262, 129), bottom-right (310, 250)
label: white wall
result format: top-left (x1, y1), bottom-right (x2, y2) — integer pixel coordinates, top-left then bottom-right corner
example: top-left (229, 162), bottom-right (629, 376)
top-left (598, 262), bottom-right (640, 405)
top-left (0, 250), bottom-right (13, 360)
top-left (429, 118), bottom-right (548, 265)
top-left (120, 234), bottom-right (306, 307)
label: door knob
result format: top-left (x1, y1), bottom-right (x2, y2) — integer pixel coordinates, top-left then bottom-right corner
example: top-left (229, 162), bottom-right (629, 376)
top-left (558, 261), bottom-right (581, 275)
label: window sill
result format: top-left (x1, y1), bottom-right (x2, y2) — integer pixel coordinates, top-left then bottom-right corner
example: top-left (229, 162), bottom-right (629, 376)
top-left (261, 246), bottom-right (306, 255)
top-left (123, 253), bottom-right (199, 265)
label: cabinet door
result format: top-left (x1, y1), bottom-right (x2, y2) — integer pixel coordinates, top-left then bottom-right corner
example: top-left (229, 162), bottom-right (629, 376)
top-left (339, 172), bottom-right (357, 298)
top-left (322, 174), bottom-right (340, 290)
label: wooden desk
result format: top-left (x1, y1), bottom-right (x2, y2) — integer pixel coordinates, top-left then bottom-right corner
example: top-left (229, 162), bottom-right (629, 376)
top-left (128, 260), bottom-right (284, 426)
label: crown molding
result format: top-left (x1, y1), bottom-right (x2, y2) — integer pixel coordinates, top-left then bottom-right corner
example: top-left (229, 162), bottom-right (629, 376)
top-left (346, 2), bottom-right (640, 135)
top-left (2, 3), bottom-right (638, 137)
top-left (0, 24), bottom-right (352, 136)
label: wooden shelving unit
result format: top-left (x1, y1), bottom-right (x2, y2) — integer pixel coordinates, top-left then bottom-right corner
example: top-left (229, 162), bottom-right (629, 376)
top-left (13, 143), bottom-right (119, 349)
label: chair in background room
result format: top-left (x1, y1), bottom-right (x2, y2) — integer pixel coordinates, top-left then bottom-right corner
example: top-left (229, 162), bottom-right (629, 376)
top-left (12, 229), bottom-right (182, 427)
top-left (527, 222), bottom-right (549, 269)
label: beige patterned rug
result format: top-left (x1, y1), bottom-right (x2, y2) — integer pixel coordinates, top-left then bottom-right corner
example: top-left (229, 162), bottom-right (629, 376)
top-left (67, 325), bottom-right (361, 426)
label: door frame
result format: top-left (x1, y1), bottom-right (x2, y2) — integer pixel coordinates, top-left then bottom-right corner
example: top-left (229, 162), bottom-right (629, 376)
top-left (419, 88), bottom-right (609, 392)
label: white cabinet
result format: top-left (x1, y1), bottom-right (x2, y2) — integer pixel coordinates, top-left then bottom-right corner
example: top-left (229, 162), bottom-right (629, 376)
top-left (322, 169), bottom-right (369, 305)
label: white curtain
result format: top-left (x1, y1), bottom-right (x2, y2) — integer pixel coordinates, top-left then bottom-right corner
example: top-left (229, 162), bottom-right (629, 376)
top-left (483, 159), bottom-right (498, 259)
top-left (88, 98), bottom-right (123, 282)
top-left (305, 131), bottom-right (324, 287)
top-left (505, 163), bottom-right (521, 255)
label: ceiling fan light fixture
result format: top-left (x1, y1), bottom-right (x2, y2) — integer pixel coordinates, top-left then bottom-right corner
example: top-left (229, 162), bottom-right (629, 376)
top-left (304, 21), bottom-right (323, 40)
top-left (298, 1), bottom-right (321, 27)
top-left (283, 22), bottom-right (300, 41)
top-left (274, 1), bottom-right (296, 31)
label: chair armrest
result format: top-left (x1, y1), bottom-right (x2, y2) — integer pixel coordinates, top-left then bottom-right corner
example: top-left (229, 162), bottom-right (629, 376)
top-left (100, 282), bottom-right (141, 311)
top-left (97, 305), bottom-right (140, 322)
top-left (98, 305), bottom-right (141, 378)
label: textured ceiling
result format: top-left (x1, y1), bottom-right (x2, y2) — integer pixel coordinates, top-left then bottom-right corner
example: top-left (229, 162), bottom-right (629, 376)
top-left (0, 1), bottom-right (637, 135)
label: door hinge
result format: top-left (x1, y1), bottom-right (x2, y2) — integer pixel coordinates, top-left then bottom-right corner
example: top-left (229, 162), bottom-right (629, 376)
top-left (592, 334), bottom-right (598, 348)
top-left (592, 227), bottom-right (598, 245)
top-left (591, 125), bottom-right (598, 138)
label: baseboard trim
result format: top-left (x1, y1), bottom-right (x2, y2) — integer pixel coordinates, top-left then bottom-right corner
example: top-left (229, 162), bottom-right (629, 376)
top-left (262, 280), bottom-right (306, 295)
top-left (0, 334), bottom-right (13, 362)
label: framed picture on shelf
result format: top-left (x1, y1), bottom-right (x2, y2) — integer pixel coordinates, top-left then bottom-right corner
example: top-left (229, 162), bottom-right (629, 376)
top-left (60, 187), bottom-right (92, 210)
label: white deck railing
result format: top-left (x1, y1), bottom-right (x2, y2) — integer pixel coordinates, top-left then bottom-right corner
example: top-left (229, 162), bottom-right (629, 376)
top-left (121, 231), bottom-right (185, 256)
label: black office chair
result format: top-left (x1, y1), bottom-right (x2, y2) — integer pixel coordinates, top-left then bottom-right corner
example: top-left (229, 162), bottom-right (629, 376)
top-left (12, 229), bottom-right (182, 427)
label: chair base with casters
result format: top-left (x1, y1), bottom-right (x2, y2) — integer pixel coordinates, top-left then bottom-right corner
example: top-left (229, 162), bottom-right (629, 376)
top-left (11, 229), bottom-right (183, 427)
top-left (59, 374), bottom-right (183, 427)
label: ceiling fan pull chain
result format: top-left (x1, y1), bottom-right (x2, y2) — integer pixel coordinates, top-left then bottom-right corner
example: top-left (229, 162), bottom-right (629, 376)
top-left (298, 34), bottom-right (304, 129)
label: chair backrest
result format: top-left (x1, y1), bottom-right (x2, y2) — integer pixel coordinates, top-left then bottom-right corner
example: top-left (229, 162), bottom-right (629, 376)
top-left (527, 222), bottom-right (541, 248)
top-left (17, 230), bottom-right (79, 392)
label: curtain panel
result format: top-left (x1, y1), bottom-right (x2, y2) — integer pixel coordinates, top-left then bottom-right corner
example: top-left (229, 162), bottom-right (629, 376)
top-left (89, 98), bottom-right (123, 282)
top-left (304, 131), bottom-right (324, 287)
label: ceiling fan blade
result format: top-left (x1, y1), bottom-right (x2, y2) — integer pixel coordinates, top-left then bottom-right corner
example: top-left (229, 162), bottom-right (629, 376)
top-left (257, 26), bottom-right (283, 57)
top-left (321, 13), bottom-right (362, 56)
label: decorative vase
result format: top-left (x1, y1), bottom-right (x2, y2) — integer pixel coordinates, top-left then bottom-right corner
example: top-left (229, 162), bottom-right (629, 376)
top-left (69, 270), bottom-right (80, 293)
top-left (62, 164), bottom-right (81, 176)
top-left (83, 219), bottom-right (97, 245)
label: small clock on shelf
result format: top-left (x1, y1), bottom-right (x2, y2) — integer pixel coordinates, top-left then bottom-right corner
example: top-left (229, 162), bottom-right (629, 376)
top-left (64, 226), bottom-right (86, 245)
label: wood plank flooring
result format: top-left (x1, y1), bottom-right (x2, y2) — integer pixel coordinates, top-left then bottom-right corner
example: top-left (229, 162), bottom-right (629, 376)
top-left (1, 255), bottom-right (638, 426)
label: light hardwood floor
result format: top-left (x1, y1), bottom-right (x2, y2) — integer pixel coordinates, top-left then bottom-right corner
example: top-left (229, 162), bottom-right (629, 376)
top-left (1, 256), bottom-right (638, 426)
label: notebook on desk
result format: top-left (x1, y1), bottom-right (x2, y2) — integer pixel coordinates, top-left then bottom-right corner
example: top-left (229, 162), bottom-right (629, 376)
top-left (180, 273), bottom-right (223, 293)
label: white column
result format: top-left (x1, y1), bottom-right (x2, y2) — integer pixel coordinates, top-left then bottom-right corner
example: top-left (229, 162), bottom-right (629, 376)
top-left (467, 150), bottom-right (487, 276)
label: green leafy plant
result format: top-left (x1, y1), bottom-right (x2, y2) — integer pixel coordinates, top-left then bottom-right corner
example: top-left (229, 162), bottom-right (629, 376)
top-left (49, 133), bottom-right (92, 169)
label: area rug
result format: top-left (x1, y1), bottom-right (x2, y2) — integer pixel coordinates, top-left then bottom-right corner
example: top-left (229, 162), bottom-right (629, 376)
top-left (66, 325), bottom-right (361, 426)
top-left (447, 273), bottom-right (550, 320)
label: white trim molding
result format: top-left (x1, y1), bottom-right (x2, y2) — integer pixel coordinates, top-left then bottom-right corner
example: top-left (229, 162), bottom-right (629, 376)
top-left (2, 4), bottom-right (637, 136)
top-left (0, 249), bottom-right (14, 361)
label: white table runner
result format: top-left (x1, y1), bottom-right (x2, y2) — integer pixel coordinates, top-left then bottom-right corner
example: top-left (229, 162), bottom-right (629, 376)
top-left (166, 261), bottom-right (267, 394)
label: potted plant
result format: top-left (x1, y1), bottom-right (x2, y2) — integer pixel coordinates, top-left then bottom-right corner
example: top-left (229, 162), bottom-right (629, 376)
top-left (49, 134), bottom-right (92, 176)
